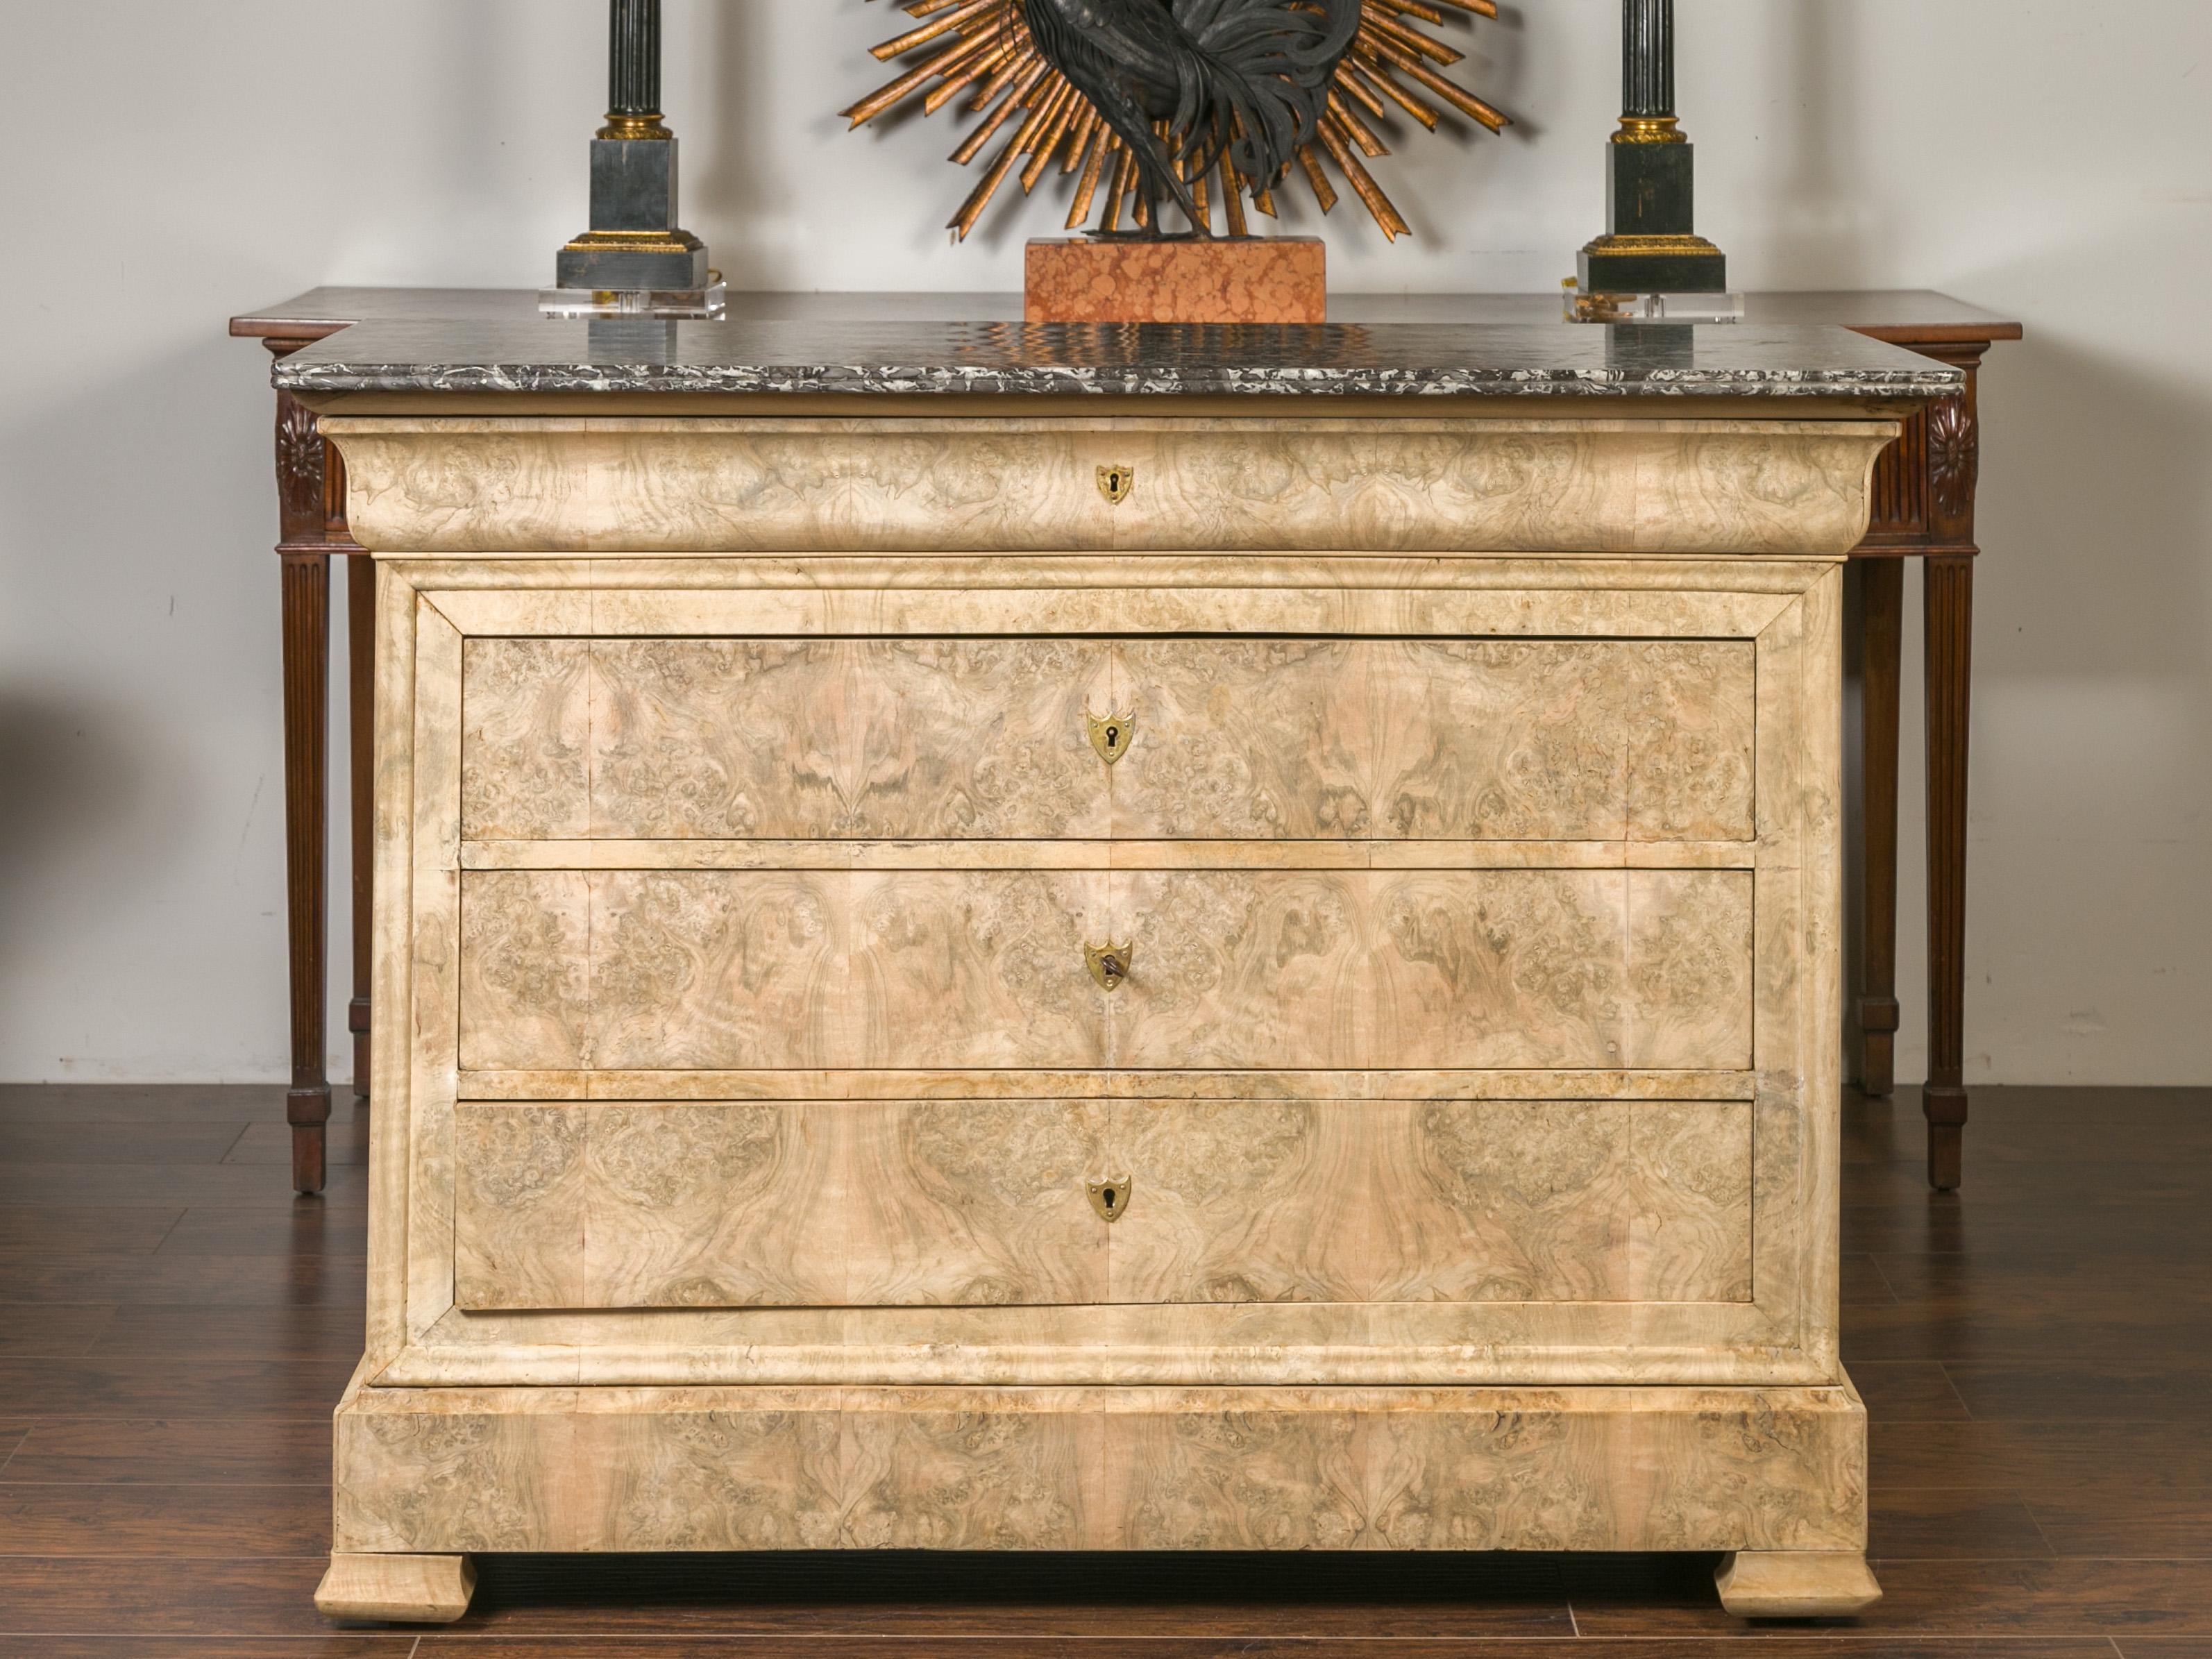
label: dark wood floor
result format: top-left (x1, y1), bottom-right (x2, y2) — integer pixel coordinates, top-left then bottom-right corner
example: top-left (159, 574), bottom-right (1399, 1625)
top-left (1, 1083), bottom-right (2209, 1655)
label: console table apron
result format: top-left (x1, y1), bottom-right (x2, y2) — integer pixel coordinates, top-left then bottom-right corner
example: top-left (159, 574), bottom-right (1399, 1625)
top-left (230, 291), bottom-right (2017, 1195)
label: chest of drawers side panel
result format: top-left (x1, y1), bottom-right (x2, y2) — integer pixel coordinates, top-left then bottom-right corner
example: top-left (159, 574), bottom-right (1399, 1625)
top-left (362, 566), bottom-right (425, 1367)
top-left (1746, 565), bottom-right (1848, 1375)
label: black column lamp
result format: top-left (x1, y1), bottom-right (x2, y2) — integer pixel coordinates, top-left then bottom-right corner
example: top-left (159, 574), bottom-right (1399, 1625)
top-left (1567, 0), bottom-right (1741, 322)
top-left (542, 0), bottom-right (724, 317)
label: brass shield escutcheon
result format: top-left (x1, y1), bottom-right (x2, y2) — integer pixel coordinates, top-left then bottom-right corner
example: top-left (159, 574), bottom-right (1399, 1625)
top-left (1086, 940), bottom-right (1133, 991)
top-left (1087, 709), bottom-right (1136, 765)
top-left (1087, 1176), bottom-right (1132, 1223)
top-left (1097, 464), bottom-right (1135, 506)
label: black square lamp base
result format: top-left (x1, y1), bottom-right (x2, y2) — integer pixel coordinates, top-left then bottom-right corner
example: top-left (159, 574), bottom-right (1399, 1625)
top-left (1578, 136), bottom-right (1728, 295)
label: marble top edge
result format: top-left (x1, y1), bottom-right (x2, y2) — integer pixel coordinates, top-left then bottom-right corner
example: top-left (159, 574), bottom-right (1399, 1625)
top-left (273, 319), bottom-right (1964, 399)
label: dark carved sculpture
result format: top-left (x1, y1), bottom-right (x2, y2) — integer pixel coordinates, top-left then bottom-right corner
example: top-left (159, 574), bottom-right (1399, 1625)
top-left (1018, 0), bottom-right (1362, 237)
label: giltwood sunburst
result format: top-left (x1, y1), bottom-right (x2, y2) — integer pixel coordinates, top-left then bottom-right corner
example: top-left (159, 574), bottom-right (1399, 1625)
top-left (847, 0), bottom-right (1512, 242)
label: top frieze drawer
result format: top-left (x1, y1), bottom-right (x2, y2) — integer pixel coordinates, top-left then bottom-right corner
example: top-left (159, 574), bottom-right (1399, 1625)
top-left (329, 418), bottom-right (1891, 557)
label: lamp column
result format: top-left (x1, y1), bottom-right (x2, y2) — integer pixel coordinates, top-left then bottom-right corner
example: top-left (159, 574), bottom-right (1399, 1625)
top-left (551, 0), bottom-right (712, 299)
top-left (1577, 0), bottom-right (1728, 296)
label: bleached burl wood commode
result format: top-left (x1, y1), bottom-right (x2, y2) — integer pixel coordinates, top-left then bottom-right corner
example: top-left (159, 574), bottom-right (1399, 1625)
top-left (276, 318), bottom-right (1959, 1624)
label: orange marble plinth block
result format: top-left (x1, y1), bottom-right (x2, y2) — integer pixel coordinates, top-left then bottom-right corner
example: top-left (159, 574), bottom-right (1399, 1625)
top-left (1026, 237), bottom-right (1326, 324)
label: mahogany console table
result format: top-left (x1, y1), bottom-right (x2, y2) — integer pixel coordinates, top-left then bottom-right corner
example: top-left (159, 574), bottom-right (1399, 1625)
top-left (231, 288), bottom-right (2019, 1195)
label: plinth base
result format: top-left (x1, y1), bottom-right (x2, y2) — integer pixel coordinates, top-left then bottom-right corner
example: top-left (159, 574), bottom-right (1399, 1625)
top-left (1027, 237), bottom-right (1326, 324)
top-left (331, 1378), bottom-right (1868, 1578)
top-left (1578, 233), bottom-right (1728, 297)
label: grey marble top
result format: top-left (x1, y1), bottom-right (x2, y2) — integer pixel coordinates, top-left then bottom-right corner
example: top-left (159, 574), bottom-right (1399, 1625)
top-left (272, 317), bottom-right (1964, 399)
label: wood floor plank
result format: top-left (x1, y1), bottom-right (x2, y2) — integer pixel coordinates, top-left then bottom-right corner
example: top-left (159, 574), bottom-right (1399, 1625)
top-left (0, 1419), bottom-right (332, 1486)
top-left (2029, 1485), bottom-right (2212, 1558)
top-left (0, 1558), bottom-right (337, 1636)
top-left (1876, 1116), bottom-right (2212, 1166)
top-left (0, 1356), bottom-right (358, 1418)
top-left (1945, 1363), bottom-right (2212, 1424)
top-left (1569, 1556), bottom-right (2212, 1635)
top-left (448, 1553), bottom-right (1575, 1637)
top-left (1871, 1488), bottom-right (2057, 1558)
top-left (0, 1124), bottom-right (253, 1168)
top-left (0, 1483), bottom-right (328, 1555)
top-left (1839, 1250), bottom-right (1895, 1305)
top-left (0, 1252), bottom-right (366, 1308)
top-left (1845, 1198), bottom-right (2212, 1256)
top-left (0, 1163), bottom-right (368, 1207)
top-left (1852, 1252), bottom-right (2212, 1364)
top-left (1876, 1248), bottom-right (2212, 1299)
top-left (1848, 1360), bottom-right (1971, 1420)
top-left (1850, 1306), bottom-right (2212, 1365)
top-left (85, 1306), bottom-right (364, 1361)
top-left (222, 1120), bottom-right (371, 1168)
top-left (1843, 1156), bottom-right (2212, 1207)
top-left (417, 1642), bottom-right (2128, 1658)
top-left (0, 1208), bottom-right (183, 1254)
top-left (0, 1642), bottom-right (412, 1658)
top-left (153, 1206), bottom-right (367, 1260)
top-left (0, 1306), bottom-right (115, 1358)
top-left (1875, 1420), bottom-right (2212, 1492)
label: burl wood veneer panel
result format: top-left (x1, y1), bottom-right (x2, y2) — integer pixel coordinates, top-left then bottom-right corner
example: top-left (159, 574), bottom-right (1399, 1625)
top-left (328, 416), bottom-right (1896, 559)
top-left (455, 1100), bottom-right (1108, 1311)
top-left (1113, 1098), bottom-right (1750, 1306)
top-left (456, 868), bottom-right (1751, 1075)
top-left (458, 868), bottom-right (1108, 1072)
top-left (1113, 868), bottom-right (1752, 1072)
top-left (1113, 639), bottom-right (1753, 843)
top-left (460, 636), bottom-right (1752, 845)
top-left (331, 1382), bottom-right (1866, 1556)
top-left (459, 638), bottom-right (591, 839)
top-left (588, 639), bottom-right (1109, 841)
top-left (452, 1097), bottom-right (1749, 1312)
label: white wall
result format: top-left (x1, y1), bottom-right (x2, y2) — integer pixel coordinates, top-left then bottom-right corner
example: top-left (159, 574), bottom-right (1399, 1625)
top-left (1, 1), bottom-right (2206, 1085)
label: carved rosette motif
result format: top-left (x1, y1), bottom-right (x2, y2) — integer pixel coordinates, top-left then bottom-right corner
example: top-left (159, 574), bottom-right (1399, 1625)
top-left (275, 391), bottom-right (328, 542)
top-left (1925, 396), bottom-right (1979, 527)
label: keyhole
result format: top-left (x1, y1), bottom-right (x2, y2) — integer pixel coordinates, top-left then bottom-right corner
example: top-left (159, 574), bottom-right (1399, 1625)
top-left (1089, 1174), bottom-right (1131, 1222)
top-left (1106, 726), bottom-right (1120, 749)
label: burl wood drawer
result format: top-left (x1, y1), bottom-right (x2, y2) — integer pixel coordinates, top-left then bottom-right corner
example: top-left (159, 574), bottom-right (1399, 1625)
top-left (453, 1097), bottom-right (1750, 1311)
top-left (457, 866), bottom-right (1753, 1074)
top-left (461, 637), bottom-right (1754, 844)
top-left (335, 416), bottom-right (1889, 557)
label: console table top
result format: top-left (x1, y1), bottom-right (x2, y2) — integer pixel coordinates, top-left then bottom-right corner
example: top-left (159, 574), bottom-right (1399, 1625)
top-left (262, 318), bottom-right (1961, 404)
